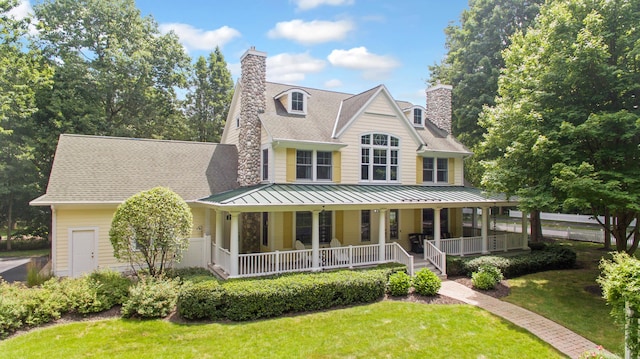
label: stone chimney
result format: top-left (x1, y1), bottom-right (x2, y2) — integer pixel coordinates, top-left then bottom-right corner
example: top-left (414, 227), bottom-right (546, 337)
top-left (426, 84), bottom-right (453, 134)
top-left (238, 47), bottom-right (267, 187)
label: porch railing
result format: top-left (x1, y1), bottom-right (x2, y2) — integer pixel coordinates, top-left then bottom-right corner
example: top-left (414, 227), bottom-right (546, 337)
top-left (214, 242), bottom-right (413, 279)
top-left (424, 240), bottom-right (446, 275)
top-left (428, 233), bottom-right (526, 257)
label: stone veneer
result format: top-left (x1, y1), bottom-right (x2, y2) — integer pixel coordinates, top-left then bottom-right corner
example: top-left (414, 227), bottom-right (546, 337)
top-left (238, 47), bottom-right (266, 187)
top-left (426, 84), bottom-right (453, 134)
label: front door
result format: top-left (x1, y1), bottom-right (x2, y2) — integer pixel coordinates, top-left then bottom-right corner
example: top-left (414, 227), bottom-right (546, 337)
top-left (71, 229), bottom-right (97, 277)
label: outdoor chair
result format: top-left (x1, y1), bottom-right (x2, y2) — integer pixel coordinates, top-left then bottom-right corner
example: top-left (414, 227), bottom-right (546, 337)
top-left (330, 238), bottom-right (350, 263)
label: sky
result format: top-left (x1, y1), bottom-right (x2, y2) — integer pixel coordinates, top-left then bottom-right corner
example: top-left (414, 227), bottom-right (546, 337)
top-left (10, 0), bottom-right (469, 106)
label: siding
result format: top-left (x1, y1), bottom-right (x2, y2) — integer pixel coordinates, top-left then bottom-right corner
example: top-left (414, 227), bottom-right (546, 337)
top-left (274, 147), bottom-right (288, 183)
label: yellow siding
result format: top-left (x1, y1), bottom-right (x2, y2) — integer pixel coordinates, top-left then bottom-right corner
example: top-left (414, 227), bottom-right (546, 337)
top-left (286, 148), bottom-right (296, 182)
top-left (332, 151), bottom-right (341, 183)
top-left (414, 209), bottom-right (422, 232)
top-left (282, 212), bottom-right (293, 248)
top-left (416, 157), bottom-right (423, 184)
top-left (190, 208), bottom-right (205, 238)
top-left (449, 208), bottom-right (462, 237)
top-left (335, 210), bottom-right (343, 241)
top-left (455, 157), bottom-right (464, 185)
top-left (273, 147), bottom-right (288, 183)
top-left (449, 158), bottom-right (455, 185)
top-left (396, 209), bottom-right (413, 250)
top-left (338, 93), bottom-right (420, 184)
top-left (222, 100), bottom-right (241, 146)
top-left (342, 210), bottom-right (363, 245)
top-left (278, 94), bottom-right (288, 109)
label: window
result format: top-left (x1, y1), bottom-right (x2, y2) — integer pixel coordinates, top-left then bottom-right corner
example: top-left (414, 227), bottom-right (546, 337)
top-left (292, 91), bottom-right (304, 112)
top-left (262, 149), bottom-right (269, 181)
top-left (262, 212), bottom-right (268, 246)
top-left (413, 108), bottom-right (423, 125)
top-left (389, 209), bottom-right (399, 240)
top-left (296, 211), bottom-right (332, 245)
top-left (295, 150), bottom-right (333, 181)
top-left (422, 209), bottom-right (449, 237)
top-left (361, 133), bottom-right (399, 182)
top-left (361, 210), bottom-right (370, 242)
top-left (423, 157), bottom-right (449, 183)
top-left (236, 117), bottom-right (240, 128)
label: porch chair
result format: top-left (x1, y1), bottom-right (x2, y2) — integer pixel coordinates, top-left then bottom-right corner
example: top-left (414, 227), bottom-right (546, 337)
top-left (330, 238), bottom-right (350, 263)
top-left (295, 240), bottom-right (312, 265)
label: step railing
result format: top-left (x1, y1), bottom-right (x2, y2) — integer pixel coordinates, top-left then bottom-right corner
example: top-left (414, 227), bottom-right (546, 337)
top-left (424, 239), bottom-right (446, 275)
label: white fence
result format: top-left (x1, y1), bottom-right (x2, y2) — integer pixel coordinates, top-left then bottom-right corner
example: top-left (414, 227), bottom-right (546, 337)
top-left (429, 233), bottom-right (526, 257)
top-left (212, 242), bottom-right (414, 279)
top-left (424, 240), bottom-right (446, 275)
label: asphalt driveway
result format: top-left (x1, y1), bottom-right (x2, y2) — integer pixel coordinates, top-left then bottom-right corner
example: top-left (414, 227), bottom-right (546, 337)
top-left (0, 256), bottom-right (49, 283)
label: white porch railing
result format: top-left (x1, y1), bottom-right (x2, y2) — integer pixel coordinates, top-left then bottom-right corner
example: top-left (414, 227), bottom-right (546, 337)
top-left (214, 242), bottom-right (413, 279)
top-left (429, 233), bottom-right (526, 257)
top-left (424, 240), bottom-right (446, 275)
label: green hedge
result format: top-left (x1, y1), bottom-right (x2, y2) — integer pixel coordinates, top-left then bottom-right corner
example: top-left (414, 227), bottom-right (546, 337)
top-left (446, 245), bottom-right (577, 278)
top-left (177, 269), bottom-right (389, 321)
top-left (0, 238), bottom-right (51, 251)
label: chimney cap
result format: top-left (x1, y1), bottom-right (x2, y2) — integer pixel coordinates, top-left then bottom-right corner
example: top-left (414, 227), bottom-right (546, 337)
top-left (426, 83), bottom-right (453, 92)
top-left (241, 47), bottom-right (267, 61)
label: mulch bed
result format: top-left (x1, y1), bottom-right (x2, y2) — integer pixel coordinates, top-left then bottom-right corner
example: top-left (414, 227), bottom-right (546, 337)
top-left (450, 276), bottom-right (511, 299)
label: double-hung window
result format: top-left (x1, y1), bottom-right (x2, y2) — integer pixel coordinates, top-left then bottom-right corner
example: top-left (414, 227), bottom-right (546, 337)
top-left (413, 108), bottom-right (423, 125)
top-left (423, 157), bottom-right (449, 183)
top-left (262, 148), bottom-right (269, 181)
top-left (291, 91), bottom-right (304, 112)
top-left (360, 133), bottom-right (399, 182)
top-left (296, 211), bottom-right (332, 245)
top-left (296, 150), bottom-right (332, 181)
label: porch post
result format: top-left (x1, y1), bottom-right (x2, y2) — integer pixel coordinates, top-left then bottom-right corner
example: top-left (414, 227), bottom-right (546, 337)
top-left (472, 207), bottom-right (479, 236)
top-left (521, 210), bottom-right (529, 250)
top-left (229, 212), bottom-right (239, 276)
top-left (434, 208), bottom-right (441, 250)
top-left (378, 209), bottom-right (387, 263)
top-left (204, 208), bottom-right (211, 266)
top-left (312, 210), bottom-right (320, 270)
top-left (481, 206), bottom-right (489, 254)
top-left (214, 210), bottom-right (223, 265)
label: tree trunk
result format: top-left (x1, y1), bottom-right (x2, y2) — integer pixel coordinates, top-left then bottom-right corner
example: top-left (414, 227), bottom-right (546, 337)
top-left (604, 208), bottom-right (612, 250)
top-left (529, 210), bottom-right (543, 242)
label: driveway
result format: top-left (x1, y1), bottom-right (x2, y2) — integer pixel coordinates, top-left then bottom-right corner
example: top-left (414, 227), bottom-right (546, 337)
top-left (0, 256), bottom-right (49, 283)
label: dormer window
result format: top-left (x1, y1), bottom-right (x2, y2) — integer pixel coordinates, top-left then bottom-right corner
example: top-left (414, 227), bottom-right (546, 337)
top-left (413, 108), bottom-right (423, 125)
top-left (274, 88), bottom-right (311, 115)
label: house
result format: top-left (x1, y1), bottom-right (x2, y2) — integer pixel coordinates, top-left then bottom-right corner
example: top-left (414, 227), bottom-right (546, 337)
top-left (31, 47), bottom-right (524, 278)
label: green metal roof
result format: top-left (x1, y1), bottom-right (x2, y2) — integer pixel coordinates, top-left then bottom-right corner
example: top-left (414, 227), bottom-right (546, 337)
top-left (198, 184), bottom-right (516, 211)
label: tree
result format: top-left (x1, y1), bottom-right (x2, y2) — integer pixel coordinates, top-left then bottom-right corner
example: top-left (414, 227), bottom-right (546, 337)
top-left (479, 0), bottom-right (640, 245)
top-left (598, 252), bottom-right (640, 358)
top-left (185, 47), bottom-right (234, 143)
top-left (0, 0), bottom-right (52, 247)
top-left (33, 0), bottom-right (192, 140)
top-left (109, 187), bottom-right (193, 277)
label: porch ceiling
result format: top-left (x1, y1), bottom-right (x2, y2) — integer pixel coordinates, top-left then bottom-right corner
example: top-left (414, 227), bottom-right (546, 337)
top-left (198, 184), bottom-right (516, 212)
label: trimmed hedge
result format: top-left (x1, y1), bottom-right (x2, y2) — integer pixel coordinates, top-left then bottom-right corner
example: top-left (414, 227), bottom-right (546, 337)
top-left (0, 238), bottom-right (50, 251)
top-left (177, 269), bottom-right (389, 321)
top-left (446, 245), bottom-right (577, 278)
top-left (387, 271), bottom-right (411, 297)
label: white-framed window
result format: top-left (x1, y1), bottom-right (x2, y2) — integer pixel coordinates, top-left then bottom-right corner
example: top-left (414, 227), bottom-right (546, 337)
top-left (361, 210), bottom-right (370, 242)
top-left (296, 150), bottom-right (332, 181)
top-left (413, 108), bottom-right (423, 125)
top-left (360, 133), bottom-right (399, 182)
top-left (275, 89), bottom-right (310, 115)
top-left (389, 209), bottom-right (399, 240)
top-left (292, 91), bottom-right (304, 112)
top-left (296, 211), bottom-right (332, 245)
top-left (262, 148), bottom-right (269, 181)
top-left (423, 157), bottom-right (449, 183)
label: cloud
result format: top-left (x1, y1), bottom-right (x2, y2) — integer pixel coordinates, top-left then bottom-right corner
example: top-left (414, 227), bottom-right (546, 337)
top-left (327, 47), bottom-right (399, 79)
top-left (292, 0), bottom-right (354, 11)
top-left (266, 52), bottom-right (326, 83)
top-left (159, 23), bottom-right (241, 51)
top-left (267, 19), bottom-right (353, 45)
top-left (324, 79), bottom-right (343, 88)
top-left (6, 0), bottom-right (32, 20)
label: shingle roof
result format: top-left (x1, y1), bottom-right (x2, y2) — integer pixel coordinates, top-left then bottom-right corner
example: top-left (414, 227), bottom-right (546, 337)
top-left (200, 184), bottom-right (515, 211)
top-left (31, 134), bottom-right (238, 205)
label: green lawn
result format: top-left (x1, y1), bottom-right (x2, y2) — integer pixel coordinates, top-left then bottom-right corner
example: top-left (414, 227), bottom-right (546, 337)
top-left (0, 301), bottom-right (564, 359)
top-left (503, 240), bottom-right (624, 356)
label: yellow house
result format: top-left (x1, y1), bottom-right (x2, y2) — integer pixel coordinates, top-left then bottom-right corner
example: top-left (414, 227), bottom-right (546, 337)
top-left (31, 47), bottom-right (522, 278)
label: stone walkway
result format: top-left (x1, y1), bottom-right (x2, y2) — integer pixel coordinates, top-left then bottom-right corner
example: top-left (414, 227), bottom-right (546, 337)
top-left (439, 280), bottom-right (606, 359)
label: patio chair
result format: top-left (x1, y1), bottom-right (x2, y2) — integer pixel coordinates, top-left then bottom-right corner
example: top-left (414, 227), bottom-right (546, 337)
top-left (295, 240), bottom-right (312, 265)
top-left (330, 238), bottom-right (350, 263)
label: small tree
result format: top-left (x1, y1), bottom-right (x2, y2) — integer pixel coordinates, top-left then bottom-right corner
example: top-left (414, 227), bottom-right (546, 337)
top-left (598, 252), bottom-right (640, 358)
top-left (109, 187), bottom-right (193, 277)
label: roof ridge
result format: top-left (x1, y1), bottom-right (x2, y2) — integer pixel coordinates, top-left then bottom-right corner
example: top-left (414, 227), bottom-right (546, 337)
top-left (60, 133), bottom-right (231, 146)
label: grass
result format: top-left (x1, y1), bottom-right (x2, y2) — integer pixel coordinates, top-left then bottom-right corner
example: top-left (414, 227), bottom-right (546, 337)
top-left (0, 248), bottom-right (50, 258)
top-left (503, 240), bottom-right (624, 355)
top-left (0, 301), bottom-right (564, 359)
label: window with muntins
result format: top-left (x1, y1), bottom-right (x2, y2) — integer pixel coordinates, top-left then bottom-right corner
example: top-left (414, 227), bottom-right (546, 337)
top-left (296, 150), bottom-right (312, 180)
top-left (296, 211), bottom-right (332, 245)
top-left (361, 210), bottom-right (370, 242)
top-left (262, 149), bottom-right (269, 181)
top-left (296, 150), bottom-right (332, 181)
top-left (360, 133), bottom-right (399, 182)
top-left (413, 108), bottom-right (422, 125)
top-left (292, 92), bottom-right (304, 112)
top-left (423, 157), bottom-right (449, 183)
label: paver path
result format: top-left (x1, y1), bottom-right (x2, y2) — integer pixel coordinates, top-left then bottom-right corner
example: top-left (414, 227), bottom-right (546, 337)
top-left (439, 280), bottom-right (607, 359)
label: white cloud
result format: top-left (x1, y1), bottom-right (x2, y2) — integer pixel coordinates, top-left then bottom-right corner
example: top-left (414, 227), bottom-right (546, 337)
top-left (324, 79), bottom-right (343, 88)
top-left (267, 19), bottom-right (353, 45)
top-left (327, 47), bottom-right (399, 79)
top-left (266, 52), bottom-right (326, 83)
top-left (159, 23), bottom-right (241, 52)
top-left (292, 0), bottom-right (354, 11)
top-left (6, 0), bottom-right (32, 20)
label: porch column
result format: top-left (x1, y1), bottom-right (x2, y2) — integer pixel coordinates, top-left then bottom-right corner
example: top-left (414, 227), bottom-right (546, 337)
top-left (481, 206), bottom-right (489, 254)
top-left (312, 210), bottom-right (320, 270)
top-left (214, 210), bottom-right (223, 265)
top-left (378, 209), bottom-right (387, 263)
top-left (229, 212), bottom-right (239, 276)
top-left (204, 208), bottom-right (211, 266)
top-left (434, 208), bottom-right (441, 250)
top-left (472, 207), bottom-right (479, 236)
top-left (521, 210), bottom-right (529, 250)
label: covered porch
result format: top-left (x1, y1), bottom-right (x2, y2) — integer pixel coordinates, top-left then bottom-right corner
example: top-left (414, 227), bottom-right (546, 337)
top-left (197, 184), bottom-right (523, 279)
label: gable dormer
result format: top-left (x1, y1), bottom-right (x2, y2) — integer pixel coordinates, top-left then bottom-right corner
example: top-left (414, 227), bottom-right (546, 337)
top-left (403, 105), bottom-right (426, 127)
top-left (274, 88), bottom-right (311, 115)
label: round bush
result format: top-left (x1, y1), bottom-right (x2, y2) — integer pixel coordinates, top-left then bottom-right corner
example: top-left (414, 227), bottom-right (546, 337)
top-left (472, 271), bottom-right (498, 290)
top-left (478, 264), bottom-right (503, 283)
top-left (412, 268), bottom-right (441, 296)
top-left (387, 271), bottom-right (411, 297)
top-left (122, 276), bottom-right (179, 318)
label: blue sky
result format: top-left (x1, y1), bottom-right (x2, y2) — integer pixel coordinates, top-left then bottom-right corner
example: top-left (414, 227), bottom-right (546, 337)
top-left (11, 0), bottom-right (469, 105)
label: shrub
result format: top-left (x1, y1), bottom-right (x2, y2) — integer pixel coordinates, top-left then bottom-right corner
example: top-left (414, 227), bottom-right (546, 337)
top-left (462, 245), bottom-right (576, 278)
top-left (387, 271), bottom-right (411, 297)
top-left (88, 269), bottom-right (132, 307)
top-left (472, 271), bottom-right (498, 290)
top-left (446, 256), bottom-right (466, 277)
top-left (0, 237), bottom-right (50, 251)
top-left (26, 261), bottom-right (52, 287)
top-left (167, 267), bottom-right (216, 283)
top-left (412, 268), bottom-right (441, 296)
top-left (478, 264), bottom-right (503, 283)
top-left (177, 280), bottom-right (224, 320)
top-left (121, 276), bottom-right (179, 318)
top-left (528, 241), bottom-right (547, 251)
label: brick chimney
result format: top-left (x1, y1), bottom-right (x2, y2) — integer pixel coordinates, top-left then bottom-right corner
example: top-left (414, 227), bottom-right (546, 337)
top-left (238, 47), bottom-right (267, 187)
top-left (426, 84), bottom-right (453, 134)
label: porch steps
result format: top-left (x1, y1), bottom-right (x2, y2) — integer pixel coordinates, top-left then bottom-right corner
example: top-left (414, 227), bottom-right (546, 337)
top-left (412, 256), bottom-right (446, 279)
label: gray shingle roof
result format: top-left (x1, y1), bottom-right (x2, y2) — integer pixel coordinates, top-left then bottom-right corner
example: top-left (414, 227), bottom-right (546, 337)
top-left (31, 134), bottom-right (238, 204)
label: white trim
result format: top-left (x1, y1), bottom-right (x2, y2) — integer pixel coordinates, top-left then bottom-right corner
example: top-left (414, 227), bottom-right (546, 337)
top-left (421, 156), bottom-right (449, 184)
top-left (261, 146), bottom-right (271, 182)
top-left (51, 205), bottom-right (57, 275)
top-left (359, 132), bottom-right (401, 183)
top-left (294, 149), bottom-right (335, 182)
top-left (274, 88), bottom-right (311, 115)
top-left (271, 139), bottom-right (346, 151)
top-left (68, 227), bottom-right (99, 277)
